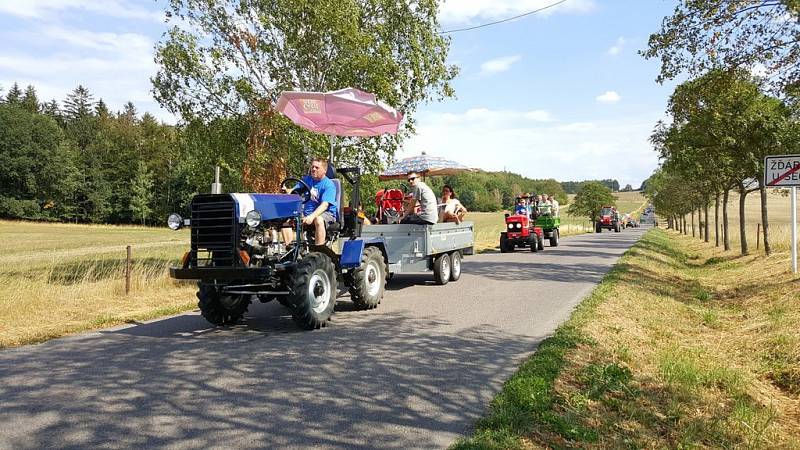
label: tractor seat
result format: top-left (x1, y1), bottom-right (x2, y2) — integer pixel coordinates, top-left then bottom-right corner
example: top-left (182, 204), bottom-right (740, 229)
top-left (326, 178), bottom-right (343, 233)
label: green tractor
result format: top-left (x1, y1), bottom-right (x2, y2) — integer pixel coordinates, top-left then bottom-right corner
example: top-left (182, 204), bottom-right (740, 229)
top-left (534, 204), bottom-right (560, 247)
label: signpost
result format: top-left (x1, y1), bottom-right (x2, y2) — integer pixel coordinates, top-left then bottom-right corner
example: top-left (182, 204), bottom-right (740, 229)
top-left (765, 154), bottom-right (800, 274)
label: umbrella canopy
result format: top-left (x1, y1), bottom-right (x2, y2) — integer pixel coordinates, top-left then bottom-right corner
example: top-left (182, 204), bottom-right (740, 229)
top-left (379, 152), bottom-right (474, 180)
top-left (276, 87), bottom-right (403, 137)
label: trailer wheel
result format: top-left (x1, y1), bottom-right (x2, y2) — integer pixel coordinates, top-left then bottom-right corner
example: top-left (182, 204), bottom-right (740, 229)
top-left (500, 234), bottom-right (512, 253)
top-left (433, 253), bottom-right (451, 285)
top-left (449, 251), bottom-right (462, 281)
top-left (347, 246), bottom-right (386, 310)
top-left (197, 284), bottom-right (251, 326)
top-left (550, 229), bottom-right (559, 247)
top-left (288, 252), bottom-right (336, 330)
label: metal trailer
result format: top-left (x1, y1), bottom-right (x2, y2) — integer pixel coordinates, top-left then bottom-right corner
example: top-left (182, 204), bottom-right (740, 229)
top-left (359, 221), bottom-right (474, 285)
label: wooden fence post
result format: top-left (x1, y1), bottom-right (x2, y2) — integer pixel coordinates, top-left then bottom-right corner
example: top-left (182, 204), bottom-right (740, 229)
top-left (756, 223), bottom-right (761, 251)
top-left (125, 245), bottom-right (132, 295)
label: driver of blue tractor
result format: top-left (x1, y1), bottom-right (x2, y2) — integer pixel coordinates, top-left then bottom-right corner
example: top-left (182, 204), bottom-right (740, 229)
top-left (281, 157), bottom-right (339, 246)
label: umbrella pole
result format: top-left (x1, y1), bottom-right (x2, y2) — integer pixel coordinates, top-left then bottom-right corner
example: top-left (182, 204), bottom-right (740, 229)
top-left (329, 135), bottom-right (335, 167)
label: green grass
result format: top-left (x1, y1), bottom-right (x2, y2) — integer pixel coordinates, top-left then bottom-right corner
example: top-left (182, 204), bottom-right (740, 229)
top-left (452, 229), bottom-right (800, 449)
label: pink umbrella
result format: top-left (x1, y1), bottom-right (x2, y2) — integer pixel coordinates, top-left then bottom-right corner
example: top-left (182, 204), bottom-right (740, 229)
top-left (276, 87), bottom-right (403, 137)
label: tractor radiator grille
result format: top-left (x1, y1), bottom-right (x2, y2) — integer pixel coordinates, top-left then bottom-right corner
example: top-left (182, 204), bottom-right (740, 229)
top-left (190, 195), bottom-right (239, 267)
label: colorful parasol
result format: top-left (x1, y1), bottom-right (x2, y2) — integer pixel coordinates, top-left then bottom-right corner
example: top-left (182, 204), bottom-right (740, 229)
top-left (379, 152), bottom-right (474, 180)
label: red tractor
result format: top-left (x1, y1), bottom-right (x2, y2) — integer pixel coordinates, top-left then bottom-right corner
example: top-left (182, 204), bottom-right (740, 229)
top-left (596, 205), bottom-right (622, 233)
top-left (499, 196), bottom-right (544, 252)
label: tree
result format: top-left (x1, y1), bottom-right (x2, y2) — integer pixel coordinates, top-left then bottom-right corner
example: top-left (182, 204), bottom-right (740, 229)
top-left (622, 184), bottom-right (633, 192)
top-left (153, 0), bottom-right (458, 192)
top-left (567, 181), bottom-right (617, 223)
top-left (643, 1), bottom-right (800, 93)
top-left (21, 85), bottom-right (39, 113)
top-left (63, 85), bottom-right (95, 122)
top-left (130, 161), bottom-right (154, 225)
top-left (4, 83), bottom-right (22, 105)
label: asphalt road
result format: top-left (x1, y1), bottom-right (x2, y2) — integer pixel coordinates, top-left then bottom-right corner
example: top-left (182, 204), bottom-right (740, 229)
top-left (0, 226), bottom-right (646, 449)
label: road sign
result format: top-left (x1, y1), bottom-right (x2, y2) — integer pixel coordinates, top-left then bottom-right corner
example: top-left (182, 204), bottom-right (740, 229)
top-left (765, 154), bottom-right (800, 187)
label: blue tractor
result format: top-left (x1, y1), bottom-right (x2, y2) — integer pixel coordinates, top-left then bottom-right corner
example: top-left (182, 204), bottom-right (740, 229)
top-left (168, 167), bottom-right (388, 330)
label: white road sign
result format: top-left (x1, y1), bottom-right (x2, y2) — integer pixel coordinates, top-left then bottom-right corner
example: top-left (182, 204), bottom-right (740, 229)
top-left (765, 154), bottom-right (800, 187)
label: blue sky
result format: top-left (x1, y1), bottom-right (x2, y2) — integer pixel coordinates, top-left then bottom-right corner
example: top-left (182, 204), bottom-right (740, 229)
top-left (0, 0), bottom-right (680, 188)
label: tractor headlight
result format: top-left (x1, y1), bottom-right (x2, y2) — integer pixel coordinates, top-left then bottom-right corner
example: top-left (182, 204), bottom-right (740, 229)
top-left (516, 223), bottom-right (522, 229)
top-left (508, 223), bottom-right (514, 230)
top-left (167, 213), bottom-right (183, 230)
top-left (246, 210), bottom-right (262, 228)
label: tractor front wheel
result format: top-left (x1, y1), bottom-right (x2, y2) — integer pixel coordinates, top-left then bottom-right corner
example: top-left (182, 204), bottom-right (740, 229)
top-left (500, 234), bottom-right (512, 253)
top-left (288, 252), bottom-right (336, 330)
top-left (346, 246), bottom-right (386, 310)
top-left (538, 235), bottom-right (545, 251)
top-left (197, 284), bottom-right (251, 326)
top-left (596, 223), bottom-right (602, 233)
top-left (433, 253), bottom-right (451, 285)
top-left (530, 236), bottom-right (538, 252)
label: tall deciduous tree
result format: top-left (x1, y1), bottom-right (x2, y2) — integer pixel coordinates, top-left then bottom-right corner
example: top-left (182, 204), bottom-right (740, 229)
top-left (643, 1), bottom-right (800, 93)
top-left (130, 161), bottom-right (154, 225)
top-left (153, 0), bottom-right (457, 192)
top-left (568, 181), bottom-right (617, 223)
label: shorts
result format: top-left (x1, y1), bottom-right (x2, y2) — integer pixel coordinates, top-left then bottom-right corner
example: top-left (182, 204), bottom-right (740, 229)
top-left (318, 211), bottom-right (336, 225)
top-left (400, 214), bottom-right (435, 225)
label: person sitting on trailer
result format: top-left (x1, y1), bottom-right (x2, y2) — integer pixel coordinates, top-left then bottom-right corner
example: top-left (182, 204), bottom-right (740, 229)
top-left (401, 171), bottom-right (438, 225)
top-left (439, 184), bottom-right (467, 224)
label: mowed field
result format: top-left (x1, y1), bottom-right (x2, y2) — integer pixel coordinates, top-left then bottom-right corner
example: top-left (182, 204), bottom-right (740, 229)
top-left (0, 221), bottom-right (197, 348)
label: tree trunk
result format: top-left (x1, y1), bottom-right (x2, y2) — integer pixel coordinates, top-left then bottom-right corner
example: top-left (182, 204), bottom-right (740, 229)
top-left (759, 181), bottom-right (771, 255)
top-left (683, 214), bottom-right (688, 234)
top-left (691, 209), bottom-right (696, 237)
top-left (723, 190), bottom-right (731, 251)
top-left (704, 202), bottom-right (710, 243)
top-left (738, 184), bottom-right (749, 255)
top-left (715, 193), bottom-right (720, 247)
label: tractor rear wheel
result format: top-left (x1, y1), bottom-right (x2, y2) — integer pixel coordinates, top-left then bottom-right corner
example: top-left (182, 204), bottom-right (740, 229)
top-left (197, 284), bottom-right (251, 326)
top-left (346, 246), bottom-right (386, 310)
top-left (433, 253), bottom-right (451, 285)
top-left (287, 252), bottom-right (336, 330)
top-left (550, 229), bottom-right (559, 247)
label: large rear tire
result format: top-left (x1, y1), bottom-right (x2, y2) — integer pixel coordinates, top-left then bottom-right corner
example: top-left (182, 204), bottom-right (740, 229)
top-left (433, 253), bottom-right (451, 285)
top-left (550, 229), bottom-right (559, 247)
top-left (347, 246), bottom-right (386, 310)
top-left (449, 251), bottom-right (462, 281)
top-left (287, 252), bottom-right (336, 330)
top-left (197, 284), bottom-right (251, 326)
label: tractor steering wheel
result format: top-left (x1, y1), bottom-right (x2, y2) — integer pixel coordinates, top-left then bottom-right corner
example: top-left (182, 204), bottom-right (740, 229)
top-left (280, 177), bottom-right (312, 204)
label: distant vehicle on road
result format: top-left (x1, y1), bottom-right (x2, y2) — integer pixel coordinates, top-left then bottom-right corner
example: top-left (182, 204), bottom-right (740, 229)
top-left (596, 206), bottom-right (621, 233)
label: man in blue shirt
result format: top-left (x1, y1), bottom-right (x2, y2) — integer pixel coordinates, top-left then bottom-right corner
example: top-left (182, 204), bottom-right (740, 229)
top-left (282, 158), bottom-right (338, 246)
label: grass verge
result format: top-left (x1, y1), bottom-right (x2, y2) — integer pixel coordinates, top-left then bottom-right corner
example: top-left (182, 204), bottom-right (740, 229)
top-left (453, 228), bottom-right (800, 449)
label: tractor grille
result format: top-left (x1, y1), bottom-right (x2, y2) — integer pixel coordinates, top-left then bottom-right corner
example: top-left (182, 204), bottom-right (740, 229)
top-left (190, 195), bottom-right (239, 267)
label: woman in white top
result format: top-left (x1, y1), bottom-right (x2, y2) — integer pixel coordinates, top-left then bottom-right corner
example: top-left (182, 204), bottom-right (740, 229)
top-left (439, 185), bottom-right (467, 224)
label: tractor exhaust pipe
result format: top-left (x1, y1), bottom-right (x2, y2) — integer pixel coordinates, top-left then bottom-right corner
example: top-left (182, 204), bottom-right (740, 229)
top-left (211, 166), bottom-right (222, 194)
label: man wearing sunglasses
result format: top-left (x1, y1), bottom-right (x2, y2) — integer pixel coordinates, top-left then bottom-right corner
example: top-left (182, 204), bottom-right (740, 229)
top-left (401, 171), bottom-right (438, 225)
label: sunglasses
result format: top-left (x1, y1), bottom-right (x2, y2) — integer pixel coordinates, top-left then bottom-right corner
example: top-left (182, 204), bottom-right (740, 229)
top-left (407, 177), bottom-right (416, 181)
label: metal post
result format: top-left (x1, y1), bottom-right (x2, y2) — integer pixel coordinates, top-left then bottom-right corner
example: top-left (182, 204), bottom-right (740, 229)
top-left (329, 135), bottom-right (335, 167)
top-left (125, 245), bottom-right (132, 295)
top-left (792, 186), bottom-right (797, 274)
top-left (211, 166), bottom-right (222, 194)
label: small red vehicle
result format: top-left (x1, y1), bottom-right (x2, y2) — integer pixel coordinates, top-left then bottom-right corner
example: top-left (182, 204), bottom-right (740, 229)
top-left (499, 196), bottom-right (544, 252)
top-left (596, 205), bottom-right (622, 233)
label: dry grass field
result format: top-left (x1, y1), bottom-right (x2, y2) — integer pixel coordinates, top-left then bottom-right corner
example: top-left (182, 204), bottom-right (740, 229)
top-left (0, 220), bottom-right (197, 348)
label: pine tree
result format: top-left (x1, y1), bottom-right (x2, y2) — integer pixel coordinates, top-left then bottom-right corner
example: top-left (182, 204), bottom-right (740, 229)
top-left (41, 100), bottom-right (61, 119)
top-left (130, 161), bottom-right (154, 225)
top-left (63, 85), bottom-right (95, 121)
top-left (5, 83), bottom-right (22, 105)
top-left (21, 85), bottom-right (39, 113)
top-left (121, 101), bottom-right (138, 123)
top-left (95, 98), bottom-right (109, 119)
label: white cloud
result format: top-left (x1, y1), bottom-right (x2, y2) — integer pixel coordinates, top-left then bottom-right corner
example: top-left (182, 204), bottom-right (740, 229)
top-left (439, 0), bottom-right (596, 25)
top-left (750, 62), bottom-right (769, 78)
top-left (479, 55), bottom-right (522, 76)
top-left (404, 107), bottom-right (659, 187)
top-left (0, 0), bottom-right (163, 22)
top-left (606, 37), bottom-right (626, 55)
top-left (596, 91), bottom-right (621, 103)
